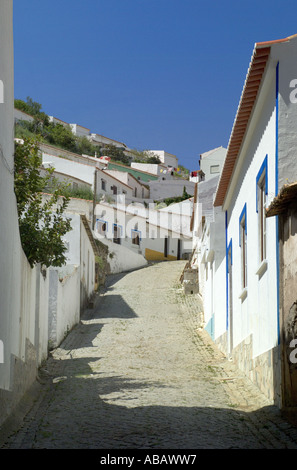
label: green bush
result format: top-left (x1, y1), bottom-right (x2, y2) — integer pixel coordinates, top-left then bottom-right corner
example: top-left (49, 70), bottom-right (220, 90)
top-left (14, 138), bottom-right (72, 268)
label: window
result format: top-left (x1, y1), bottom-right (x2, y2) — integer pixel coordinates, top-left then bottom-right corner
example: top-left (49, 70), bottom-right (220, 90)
top-left (256, 156), bottom-right (268, 263)
top-left (97, 219), bottom-right (107, 235)
top-left (113, 224), bottom-right (121, 245)
top-left (131, 229), bottom-right (141, 246)
top-left (101, 179), bottom-right (106, 191)
top-left (210, 165), bottom-right (220, 174)
top-left (134, 187), bottom-right (137, 197)
top-left (112, 185), bottom-right (117, 195)
top-left (239, 205), bottom-right (247, 289)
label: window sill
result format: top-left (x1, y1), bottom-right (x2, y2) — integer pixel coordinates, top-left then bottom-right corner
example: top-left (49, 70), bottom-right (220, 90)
top-left (239, 287), bottom-right (248, 302)
top-left (256, 259), bottom-right (268, 277)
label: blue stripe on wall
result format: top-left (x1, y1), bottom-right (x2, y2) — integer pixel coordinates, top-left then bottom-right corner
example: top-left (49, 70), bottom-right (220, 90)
top-left (275, 62), bottom-right (280, 345)
top-left (225, 210), bottom-right (229, 331)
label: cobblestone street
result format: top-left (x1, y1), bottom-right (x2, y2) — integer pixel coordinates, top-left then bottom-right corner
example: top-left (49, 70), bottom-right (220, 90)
top-left (2, 260), bottom-right (297, 449)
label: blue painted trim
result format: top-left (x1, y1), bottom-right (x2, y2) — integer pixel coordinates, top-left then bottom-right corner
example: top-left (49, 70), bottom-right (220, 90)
top-left (226, 237), bottom-right (233, 332)
top-left (225, 210), bottom-right (229, 331)
top-left (275, 62), bottom-right (280, 345)
top-left (227, 239), bottom-right (233, 271)
top-left (275, 62), bottom-right (279, 196)
top-left (239, 203), bottom-right (247, 245)
top-left (256, 155), bottom-right (268, 212)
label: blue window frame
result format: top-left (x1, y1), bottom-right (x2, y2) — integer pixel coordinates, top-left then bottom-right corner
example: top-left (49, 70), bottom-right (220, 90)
top-left (256, 155), bottom-right (268, 212)
top-left (239, 204), bottom-right (247, 289)
top-left (131, 229), bottom-right (141, 245)
top-left (256, 156), bottom-right (268, 262)
top-left (96, 218), bottom-right (108, 234)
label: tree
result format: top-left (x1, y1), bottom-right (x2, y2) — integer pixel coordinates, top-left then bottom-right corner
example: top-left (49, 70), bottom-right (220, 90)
top-left (14, 138), bottom-right (72, 268)
top-left (102, 144), bottom-right (130, 165)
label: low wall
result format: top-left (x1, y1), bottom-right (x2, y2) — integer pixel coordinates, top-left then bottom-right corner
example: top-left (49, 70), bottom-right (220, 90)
top-left (48, 265), bottom-right (80, 350)
top-left (0, 253), bottom-right (49, 428)
top-left (95, 236), bottom-right (147, 274)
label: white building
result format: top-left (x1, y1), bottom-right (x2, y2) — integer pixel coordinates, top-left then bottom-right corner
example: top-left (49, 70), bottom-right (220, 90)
top-left (190, 176), bottom-right (226, 338)
top-left (209, 33), bottom-right (297, 407)
top-left (94, 200), bottom-right (192, 263)
top-left (198, 146), bottom-right (227, 182)
top-left (96, 168), bottom-right (134, 201)
top-left (103, 169), bottom-right (150, 200)
top-left (149, 150), bottom-right (178, 169)
top-left (131, 162), bottom-right (174, 180)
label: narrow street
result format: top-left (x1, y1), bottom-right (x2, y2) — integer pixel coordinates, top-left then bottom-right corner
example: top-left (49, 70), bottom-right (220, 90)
top-left (3, 261), bottom-right (297, 449)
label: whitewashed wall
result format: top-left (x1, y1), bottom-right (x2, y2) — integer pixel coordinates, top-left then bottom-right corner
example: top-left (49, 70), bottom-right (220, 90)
top-left (42, 153), bottom-right (96, 188)
top-left (80, 217), bottom-right (96, 309)
top-left (150, 151), bottom-right (178, 168)
top-left (200, 147), bottom-right (227, 182)
top-left (223, 66), bottom-right (278, 359)
top-left (272, 38), bottom-right (297, 189)
top-left (48, 266), bottom-right (80, 349)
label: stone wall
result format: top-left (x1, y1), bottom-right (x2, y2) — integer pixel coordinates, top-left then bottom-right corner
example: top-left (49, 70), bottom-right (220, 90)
top-left (215, 331), bottom-right (281, 406)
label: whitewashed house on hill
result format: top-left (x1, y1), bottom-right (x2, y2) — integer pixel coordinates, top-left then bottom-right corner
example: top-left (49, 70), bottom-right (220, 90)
top-left (198, 146), bottom-right (227, 183)
top-left (149, 150), bottom-right (178, 169)
top-left (94, 199), bottom-right (192, 264)
top-left (103, 169), bottom-right (150, 200)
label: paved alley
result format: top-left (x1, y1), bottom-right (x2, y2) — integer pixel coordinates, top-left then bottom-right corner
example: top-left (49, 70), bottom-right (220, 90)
top-left (2, 261), bottom-right (297, 449)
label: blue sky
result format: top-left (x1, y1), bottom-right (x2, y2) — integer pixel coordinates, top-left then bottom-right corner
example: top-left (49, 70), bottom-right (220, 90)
top-left (13, 0), bottom-right (297, 170)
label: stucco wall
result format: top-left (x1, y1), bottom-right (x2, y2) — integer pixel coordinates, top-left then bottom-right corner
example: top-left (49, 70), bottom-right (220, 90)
top-left (272, 38), bottom-right (297, 189)
top-left (80, 217), bottom-right (96, 309)
top-left (42, 153), bottom-right (96, 188)
top-left (0, 0), bottom-right (42, 426)
top-left (48, 266), bottom-right (80, 349)
top-left (225, 70), bottom-right (278, 360)
top-left (200, 147), bottom-right (227, 182)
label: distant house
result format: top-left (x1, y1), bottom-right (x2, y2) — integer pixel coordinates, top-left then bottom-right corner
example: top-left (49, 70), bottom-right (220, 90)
top-left (107, 160), bottom-right (159, 184)
top-left (103, 169), bottom-right (150, 200)
top-left (94, 200), bottom-right (192, 262)
top-left (198, 146), bottom-right (227, 182)
top-left (131, 162), bottom-right (175, 180)
top-left (96, 168), bottom-right (134, 201)
top-left (149, 150), bottom-right (178, 169)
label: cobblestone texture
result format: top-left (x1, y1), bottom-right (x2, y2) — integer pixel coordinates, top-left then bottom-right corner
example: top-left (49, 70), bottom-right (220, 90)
top-left (2, 260), bottom-right (297, 449)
